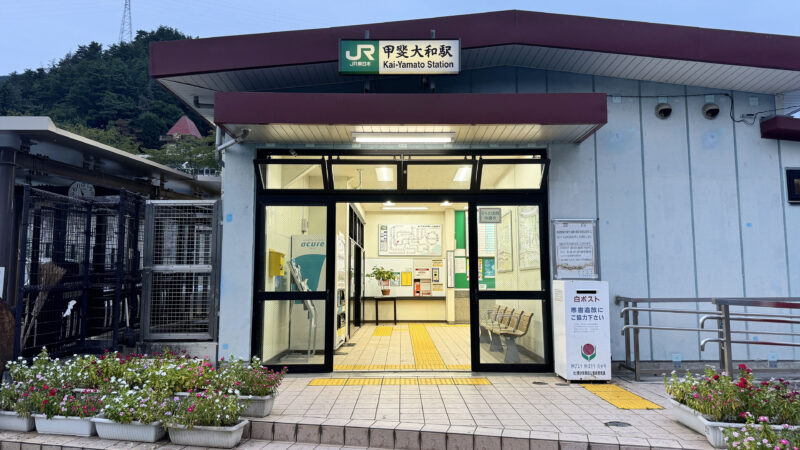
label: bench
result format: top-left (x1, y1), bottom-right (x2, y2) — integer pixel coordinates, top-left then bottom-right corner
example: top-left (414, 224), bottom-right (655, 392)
top-left (495, 311), bottom-right (534, 363)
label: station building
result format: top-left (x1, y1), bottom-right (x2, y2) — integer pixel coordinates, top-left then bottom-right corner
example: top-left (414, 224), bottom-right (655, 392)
top-left (148, 10), bottom-right (800, 373)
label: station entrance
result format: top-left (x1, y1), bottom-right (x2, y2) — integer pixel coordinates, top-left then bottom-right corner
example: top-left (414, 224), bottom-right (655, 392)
top-left (252, 149), bottom-right (552, 373)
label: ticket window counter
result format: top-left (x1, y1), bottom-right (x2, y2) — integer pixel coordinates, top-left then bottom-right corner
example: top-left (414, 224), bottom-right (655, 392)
top-left (252, 150), bottom-right (552, 373)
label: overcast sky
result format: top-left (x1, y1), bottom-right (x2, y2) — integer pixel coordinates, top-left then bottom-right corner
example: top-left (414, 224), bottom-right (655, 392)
top-left (2, 0), bottom-right (799, 75)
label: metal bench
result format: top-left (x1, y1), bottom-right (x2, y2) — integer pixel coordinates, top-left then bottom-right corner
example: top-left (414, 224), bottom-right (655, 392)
top-left (496, 311), bottom-right (534, 363)
top-left (489, 308), bottom-right (517, 352)
top-left (479, 304), bottom-right (503, 343)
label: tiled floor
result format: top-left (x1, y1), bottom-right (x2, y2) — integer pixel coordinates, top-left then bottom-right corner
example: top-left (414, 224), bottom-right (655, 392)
top-left (264, 373), bottom-right (712, 449)
top-left (334, 323), bottom-right (473, 371)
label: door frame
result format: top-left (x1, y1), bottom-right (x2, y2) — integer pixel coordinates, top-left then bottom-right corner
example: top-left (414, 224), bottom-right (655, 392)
top-left (253, 148), bottom-right (552, 373)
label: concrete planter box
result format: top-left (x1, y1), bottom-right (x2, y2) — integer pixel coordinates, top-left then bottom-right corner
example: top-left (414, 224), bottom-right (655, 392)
top-left (239, 394), bottom-right (274, 417)
top-left (176, 392), bottom-right (275, 417)
top-left (669, 399), bottom-right (791, 448)
top-left (167, 419), bottom-right (248, 448)
top-left (0, 410), bottom-right (34, 432)
top-left (33, 414), bottom-right (96, 436)
top-left (92, 416), bottom-right (166, 442)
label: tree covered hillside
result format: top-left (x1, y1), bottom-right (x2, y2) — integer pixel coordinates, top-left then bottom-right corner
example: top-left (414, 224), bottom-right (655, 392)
top-left (0, 27), bottom-right (211, 153)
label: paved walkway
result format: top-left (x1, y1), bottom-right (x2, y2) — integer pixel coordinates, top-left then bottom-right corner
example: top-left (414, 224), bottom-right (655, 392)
top-left (0, 374), bottom-right (713, 450)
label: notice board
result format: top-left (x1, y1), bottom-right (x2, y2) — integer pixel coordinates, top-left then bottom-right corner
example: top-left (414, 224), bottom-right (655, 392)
top-left (552, 219), bottom-right (599, 280)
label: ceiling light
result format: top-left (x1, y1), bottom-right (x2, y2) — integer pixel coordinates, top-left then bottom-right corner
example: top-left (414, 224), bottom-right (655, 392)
top-left (440, 201), bottom-right (452, 207)
top-left (375, 167), bottom-right (394, 182)
top-left (383, 201), bottom-right (395, 207)
top-left (452, 166), bottom-right (471, 182)
top-left (353, 132), bottom-right (455, 144)
top-left (382, 206), bottom-right (430, 211)
top-left (463, 206), bottom-right (468, 210)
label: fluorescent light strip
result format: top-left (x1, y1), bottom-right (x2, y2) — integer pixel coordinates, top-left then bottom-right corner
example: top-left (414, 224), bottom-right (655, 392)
top-left (452, 166), bottom-right (472, 182)
top-left (382, 206), bottom-right (429, 211)
top-left (375, 167), bottom-right (394, 182)
top-left (352, 132), bottom-right (454, 144)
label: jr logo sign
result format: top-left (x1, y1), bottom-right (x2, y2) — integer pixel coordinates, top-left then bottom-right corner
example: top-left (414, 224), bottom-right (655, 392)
top-left (345, 44), bottom-right (375, 61)
top-left (340, 40), bottom-right (378, 73)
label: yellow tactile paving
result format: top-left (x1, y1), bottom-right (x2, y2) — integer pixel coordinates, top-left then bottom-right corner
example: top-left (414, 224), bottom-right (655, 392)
top-left (346, 378), bottom-right (383, 385)
top-left (373, 326), bottom-right (393, 336)
top-left (426, 324), bottom-right (470, 327)
top-left (408, 323), bottom-right (446, 368)
top-left (447, 364), bottom-right (472, 370)
top-left (308, 378), bottom-right (348, 386)
top-left (453, 377), bottom-right (491, 385)
top-left (419, 378), bottom-right (454, 385)
top-left (582, 384), bottom-right (663, 410)
top-left (307, 377), bottom-right (492, 386)
top-left (382, 378), bottom-right (419, 385)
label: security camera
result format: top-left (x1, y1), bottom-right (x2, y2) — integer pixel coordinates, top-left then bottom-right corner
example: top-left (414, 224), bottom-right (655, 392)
top-left (655, 103), bottom-right (672, 120)
top-left (702, 103), bottom-right (720, 120)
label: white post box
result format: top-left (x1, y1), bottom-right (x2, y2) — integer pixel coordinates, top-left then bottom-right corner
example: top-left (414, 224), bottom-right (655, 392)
top-left (552, 280), bottom-right (611, 381)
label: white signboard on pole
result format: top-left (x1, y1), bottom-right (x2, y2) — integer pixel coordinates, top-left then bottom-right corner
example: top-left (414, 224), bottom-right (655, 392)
top-left (552, 219), bottom-right (598, 279)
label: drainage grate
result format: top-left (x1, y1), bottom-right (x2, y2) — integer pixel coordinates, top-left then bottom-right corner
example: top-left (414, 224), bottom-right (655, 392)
top-left (605, 421), bottom-right (632, 427)
top-left (555, 383), bottom-right (570, 386)
top-left (532, 381), bottom-right (548, 385)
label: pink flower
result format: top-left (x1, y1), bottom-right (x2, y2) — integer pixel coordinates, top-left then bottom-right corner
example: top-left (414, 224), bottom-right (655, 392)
top-left (759, 416), bottom-right (769, 423)
top-left (119, 412), bottom-right (124, 416)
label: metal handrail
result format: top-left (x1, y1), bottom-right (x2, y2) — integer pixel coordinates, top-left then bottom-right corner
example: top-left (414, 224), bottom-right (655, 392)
top-left (616, 295), bottom-right (800, 381)
top-left (699, 314), bottom-right (800, 327)
top-left (620, 307), bottom-right (719, 317)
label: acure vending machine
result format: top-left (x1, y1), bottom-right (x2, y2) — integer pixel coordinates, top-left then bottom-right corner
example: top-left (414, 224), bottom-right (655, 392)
top-left (552, 280), bottom-right (611, 381)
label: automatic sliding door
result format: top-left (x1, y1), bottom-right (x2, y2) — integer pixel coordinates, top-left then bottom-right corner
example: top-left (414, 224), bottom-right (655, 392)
top-left (253, 204), bottom-right (333, 371)
top-left (469, 204), bottom-right (552, 371)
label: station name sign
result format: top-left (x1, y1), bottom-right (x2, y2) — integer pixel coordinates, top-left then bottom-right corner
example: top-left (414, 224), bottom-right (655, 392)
top-left (340, 39), bottom-right (460, 75)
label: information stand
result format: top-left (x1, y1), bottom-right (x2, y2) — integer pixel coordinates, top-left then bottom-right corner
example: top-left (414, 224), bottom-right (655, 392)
top-left (552, 280), bottom-right (610, 381)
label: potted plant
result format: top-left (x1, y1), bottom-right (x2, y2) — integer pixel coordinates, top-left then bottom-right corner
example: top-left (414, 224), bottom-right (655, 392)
top-left (665, 365), bottom-right (799, 448)
top-left (216, 357), bottom-right (287, 417)
top-left (368, 266), bottom-right (396, 296)
top-left (0, 381), bottom-right (35, 431)
top-left (163, 389), bottom-right (247, 448)
top-left (31, 385), bottom-right (103, 436)
top-left (91, 386), bottom-right (167, 442)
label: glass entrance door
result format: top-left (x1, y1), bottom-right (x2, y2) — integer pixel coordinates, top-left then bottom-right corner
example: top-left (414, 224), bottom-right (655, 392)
top-left (469, 203), bottom-right (552, 372)
top-left (253, 149), bottom-right (550, 373)
top-left (253, 203), bottom-right (334, 372)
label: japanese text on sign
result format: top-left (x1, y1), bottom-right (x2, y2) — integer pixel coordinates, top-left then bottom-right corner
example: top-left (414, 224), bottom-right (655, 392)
top-left (553, 220), bottom-right (598, 280)
top-left (340, 40), bottom-right (460, 75)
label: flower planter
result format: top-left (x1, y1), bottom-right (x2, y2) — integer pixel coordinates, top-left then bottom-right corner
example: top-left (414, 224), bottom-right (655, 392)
top-left (33, 414), bottom-right (96, 436)
top-left (239, 394), bottom-right (274, 417)
top-left (669, 400), bottom-right (790, 449)
top-left (0, 410), bottom-right (35, 432)
top-left (91, 416), bottom-right (166, 443)
top-left (167, 419), bottom-right (248, 448)
top-left (176, 392), bottom-right (275, 417)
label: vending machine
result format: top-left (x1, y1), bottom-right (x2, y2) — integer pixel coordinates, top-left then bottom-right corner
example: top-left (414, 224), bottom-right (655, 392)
top-left (552, 280), bottom-right (611, 381)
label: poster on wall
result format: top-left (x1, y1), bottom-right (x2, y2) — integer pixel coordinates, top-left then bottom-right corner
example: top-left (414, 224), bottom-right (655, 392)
top-left (291, 235), bottom-right (327, 290)
top-left (379, 224), bottom-right (442, 256)
top-left (518, 206), bottom-right (541, 270)
top-left (497, 213), bottom-right (513, 273)
top-left (446, 251), bottom-right (455, 287)
top-left (552, 219), bottom-right (599, 280)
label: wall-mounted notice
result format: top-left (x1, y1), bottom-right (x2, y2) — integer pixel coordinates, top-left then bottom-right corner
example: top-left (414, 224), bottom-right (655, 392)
top-left (0, 266), bottom-right (4, 299)
top-left (518, 206), bottom-right (540, 270)
top-left (446, 251), bottom-right (455, 288)
top-left (497, 213), bottom-right (513, 273)
top-left (379, 223), bottom-right (442, 256)
top-left (552, 219), bottom-right (599, 280)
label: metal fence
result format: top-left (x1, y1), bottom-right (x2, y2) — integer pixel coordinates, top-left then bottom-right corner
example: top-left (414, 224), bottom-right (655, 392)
top-left (617, 296), bottom-right (800, 380)
top-left (13, 187), bottom-right (145, 357)
top-left (141, 200), bottom-right (219, 341)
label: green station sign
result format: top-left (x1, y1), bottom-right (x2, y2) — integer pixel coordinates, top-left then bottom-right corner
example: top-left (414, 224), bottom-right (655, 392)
top-left (340, 39), bottom-right (460, 75)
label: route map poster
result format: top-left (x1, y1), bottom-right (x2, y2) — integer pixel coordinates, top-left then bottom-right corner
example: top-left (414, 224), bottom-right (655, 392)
top-left (379, 224), bottom-right (442, 256)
